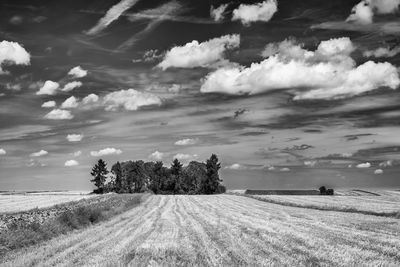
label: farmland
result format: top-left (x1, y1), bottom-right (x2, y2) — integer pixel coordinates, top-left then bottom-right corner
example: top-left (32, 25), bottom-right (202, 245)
top-left (1, 194), bottom-right (400, 266)
top-left (233, 190), bottom-right (400, 217)
top-left (0, 192), bottom-right (94, 214)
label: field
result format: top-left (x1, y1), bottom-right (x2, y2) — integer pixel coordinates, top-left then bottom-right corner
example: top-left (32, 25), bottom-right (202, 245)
top-left (233, 190), bottom-right (400, 217)
top-left (0, 192), bottom-right (93, 214)
top-left (1, 194), bottom-right (400, 266)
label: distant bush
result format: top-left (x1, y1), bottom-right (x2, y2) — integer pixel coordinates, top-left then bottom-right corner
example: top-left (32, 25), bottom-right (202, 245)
top-left (326, 189), bottom-right (334, 195)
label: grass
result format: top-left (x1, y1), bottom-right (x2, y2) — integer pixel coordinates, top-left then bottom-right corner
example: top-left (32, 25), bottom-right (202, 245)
top-left (1, 194), bottom-right (400, 266)
top-left (0, 194), bottom-right (146, 256)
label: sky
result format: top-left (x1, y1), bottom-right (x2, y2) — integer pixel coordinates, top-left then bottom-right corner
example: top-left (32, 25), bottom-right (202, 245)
top-left (1, 0), bottom-right (400, 191)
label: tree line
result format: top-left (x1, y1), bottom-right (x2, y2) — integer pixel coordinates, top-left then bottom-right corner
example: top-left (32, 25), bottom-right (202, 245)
top-left (90, 154), bottom-right (226, 195)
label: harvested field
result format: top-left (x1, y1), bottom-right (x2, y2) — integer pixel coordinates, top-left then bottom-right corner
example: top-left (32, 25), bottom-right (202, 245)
top-left (0, 192), bottom-right (94, 214)
top-left (234, 190), bottom-right (400, 216)
top-left (1, 194), bottom-right (400, 266)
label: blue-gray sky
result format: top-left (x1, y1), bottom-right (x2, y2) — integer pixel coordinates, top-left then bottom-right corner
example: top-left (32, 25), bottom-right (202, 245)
top-left (1, 0), bottom-right (400, 190)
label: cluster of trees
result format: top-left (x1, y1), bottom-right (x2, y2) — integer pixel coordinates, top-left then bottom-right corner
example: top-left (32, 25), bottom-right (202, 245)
top-left (319, 186), bottom-right (334, 195)
top-left (90, 154), bottom-right (226, 195)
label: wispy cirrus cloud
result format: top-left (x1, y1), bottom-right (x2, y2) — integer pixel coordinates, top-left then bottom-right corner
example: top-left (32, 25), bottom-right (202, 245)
top-left (86, 0), bottom-right (141, 35)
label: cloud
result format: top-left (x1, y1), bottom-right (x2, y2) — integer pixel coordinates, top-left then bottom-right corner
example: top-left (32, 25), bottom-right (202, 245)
top-left (41, 101), bottom-right (56, 108)
top-left (103, 89), bottom-right (162, 111)
top-left (0, 148), bottom-right (6, 155)
top-left (65, 160), bottom-right (79, 167)
top-left (280, 167), bottom-right (290, 172)
top-left (158, 34), bottom-right (240, 70)
top-left (72, 151), bottom-right (82, 157)
top-left (201, 37), bottom-right (400, 100)
top-left (347, 1), bottom-right (374, 24)
top-left (175, 138), bottom-right (198, 146)
top-left (90, 148), bottom-right (122, 157)
top-left (36, 80), bottom-right (60, 95)
top-left (82, 94), bottom-right (99, 105)
top-left (66, 134), bottom-right (83, 142)
top-left (149, 151), bottom-right (165, 161)
top-left (304, 161), bottom-right (317, 167)
top-left (9, 15), bottom-right (23, 25)
top-left (379, 160), bottom-right (393, 167)
top-left (356, 162), bottom-right (371, 168)
top-left (86, 0), bottom-right (140, 35)
top-left (61, 96), bottom-right (79, 109)
top-left (363, 46), bottom-right (400, 58)
top-left (210, 4), bottom-right (229, 22)
top-left (232, 0), bottom-right (278, 26)
top-left (374, 169), bottom-right (384, 174)
top-left (224, 163), bottom-right (245, 170)
top-left (173, 153), bottom-right (198, 162)
top-left (68, 66), bottom-right (88, 78)
top-left (0, 40), bottom-right (30, 74)
top-left (30, 150), bottom-right (48, 157)
top-left (62, 81), bottom-right (82, 92)
top-left (44, 109), bottom-right (74, 120)
top-left (347, 0), bottom-right (400, 25)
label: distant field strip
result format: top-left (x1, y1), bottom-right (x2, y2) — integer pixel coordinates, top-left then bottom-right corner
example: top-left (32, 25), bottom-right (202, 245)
top-left (235, 193), bottom-right (400, 218)
top-left (0, 194), bottom-right (94, 213)
top-left (1, 195), bottom-right (400, 266)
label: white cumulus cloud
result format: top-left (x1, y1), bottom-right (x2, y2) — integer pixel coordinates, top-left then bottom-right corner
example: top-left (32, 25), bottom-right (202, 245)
top-left (36, 80), bottom-right (60, 95)
top-left (41, 101), bottom-right (56, 108)
top-left (61, 96), bottom-right (79, 109)
top-left (82, 94), bottom-right (99, 105)
top-left (356, 162), bottom-right (371, 168)
top-left (103, 89), bottom-right (161, 111)
top-left (68, 66), bottom-right (88, 78)
top-left (210, 4), bottom-right (229, 22)
top-left (0, 148), bottom-right (6, 155)
top-left (175, 138), bottom-right (198, 146)
top-left (232, 0), bottom-right (278, 26)
top-left (0, 40), bottom-right (30, 74)
top-left (173, 153), bottom-right (198, 162)
top-left (90, 148), bottom-right (122, 157)
top-left (62, 81), bottom-right (82, 92)
top-left (65, 160), bottom-right (79, 167)
top-left (201, 37), bottom-right (400, 100)
top-left (30, 150), bottom-right (48, 157)
top-left (67, 134), bottom-right (83, 142)
top-left (158, 34), bottom-right (240, 70)
top-left (44, 109), bottom-right (74, 120)
top-left (347, 0), bottom-right (400, 25)
top-left (149, 151), bottom-right (165, 161)
top-left (374, 169), bottom-right (384, 174)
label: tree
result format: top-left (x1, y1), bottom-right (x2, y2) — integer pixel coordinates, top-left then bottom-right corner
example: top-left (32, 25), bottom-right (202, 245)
top-left (111, 162), bottom-right (123, 193)
top-left (182, 161), bottom-right (207, 194)
top-left (170, 159), bottom-right (183, 193)
top-left (90, 159), bottom-right (109, 194)
top-left (201, 154), bottom-right (222, 194)
top-left (319, 186), bottom-right (327, 195)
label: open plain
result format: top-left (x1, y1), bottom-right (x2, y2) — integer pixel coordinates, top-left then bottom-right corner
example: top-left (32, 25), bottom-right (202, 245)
top-left (1, 194), bottom-right (400, 266)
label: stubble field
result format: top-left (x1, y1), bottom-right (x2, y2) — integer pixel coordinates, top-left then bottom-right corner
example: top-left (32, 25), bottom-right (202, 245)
top-left (1, 194), bottom-right (400, 266)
